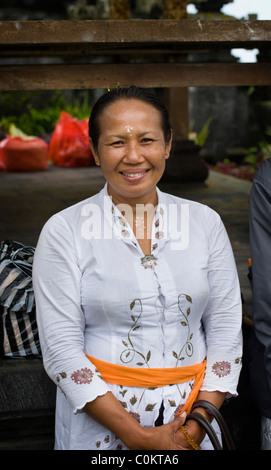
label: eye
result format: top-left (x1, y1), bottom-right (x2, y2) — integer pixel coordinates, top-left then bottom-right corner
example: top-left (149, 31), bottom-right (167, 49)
top-left (141, 138), bottom-right (153, 144)
top-left (111, 140), bottom-right (125, 146)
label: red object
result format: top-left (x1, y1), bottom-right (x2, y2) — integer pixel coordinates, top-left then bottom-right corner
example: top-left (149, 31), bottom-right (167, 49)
top-left (0, 136), bottom-right (49, 171)
top-left (49, 111), bottom-right (93, 167)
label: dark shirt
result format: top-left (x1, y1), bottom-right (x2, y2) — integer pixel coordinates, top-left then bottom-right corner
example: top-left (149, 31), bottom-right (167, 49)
top-left (249, 158), bottom-right (271, 417)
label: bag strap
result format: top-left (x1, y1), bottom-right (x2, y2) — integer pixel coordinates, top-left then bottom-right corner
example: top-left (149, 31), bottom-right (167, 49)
top-left (186, 411), bottom-right (223, 450)
top-left (186, 399), bottom-right (236, 450)
top-left (191, 400), bottom-right (236, 450)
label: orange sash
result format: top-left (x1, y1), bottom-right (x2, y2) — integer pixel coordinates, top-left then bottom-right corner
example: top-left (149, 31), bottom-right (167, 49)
top-left (86, 355), bottom-right (206, 414)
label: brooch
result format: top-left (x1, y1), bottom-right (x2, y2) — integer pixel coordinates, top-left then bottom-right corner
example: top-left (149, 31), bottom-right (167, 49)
top-left (140, 254), bottom-right (157, 269)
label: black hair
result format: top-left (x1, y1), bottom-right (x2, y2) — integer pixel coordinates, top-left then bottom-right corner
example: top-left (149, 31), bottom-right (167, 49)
top-left (88, 85), bottom-right (172, 151)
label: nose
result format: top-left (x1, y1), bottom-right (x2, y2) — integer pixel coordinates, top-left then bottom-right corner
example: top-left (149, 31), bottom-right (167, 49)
top-left (122, 141), bottom-right (144, 164)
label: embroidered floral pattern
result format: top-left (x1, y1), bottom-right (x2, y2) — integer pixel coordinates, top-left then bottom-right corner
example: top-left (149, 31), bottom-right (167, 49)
top-left (96, 435), bottom-right (111, 449)
top-left (141, 254), bottom-right (157, 269)
top-left (71, 368), bottom-right (93, 384)
top-left (172, 293), bottom-right (194, 365)
top-left (56, 371), bottom-right (67, 383)
top-left (118, 300), bottom-right (160, 412)
top-left (155, 231), bottom-right (164, 239)
top-left (212, 361), bottom-right (231, 378)
top-left (174, 403), bottom-right (185, 418)
top-left (128, 411), bottom-right (141, 423)
top-left (119, 217), bottom-right (127, 227)
top-left (121, 229), bottom-right (130, 237)
top-left (234, 357), bottom-right (242, 364)
top-left (120, 299), bottom-right (151, 367)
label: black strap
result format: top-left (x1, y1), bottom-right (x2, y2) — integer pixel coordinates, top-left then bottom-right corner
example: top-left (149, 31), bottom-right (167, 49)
top-left (191, 399), bottom-right (236, 449)
top-left (186, 400), bottom-right (236, 450)
top-left (186, 411), bottom-right (222, 450)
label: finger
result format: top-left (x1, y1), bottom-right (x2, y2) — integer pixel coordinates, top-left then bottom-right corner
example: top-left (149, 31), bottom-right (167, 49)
top-left (171, 411), bottom-right (187, 431)
top-left (176, 411), bottom-right (187, 422)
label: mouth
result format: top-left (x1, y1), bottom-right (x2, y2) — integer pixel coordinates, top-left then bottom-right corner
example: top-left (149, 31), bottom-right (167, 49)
top-left (119, 169), bottom-right (150, 179)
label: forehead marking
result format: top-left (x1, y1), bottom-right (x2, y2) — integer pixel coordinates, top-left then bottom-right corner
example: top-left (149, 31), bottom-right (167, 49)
top-left (125, 125), bottom-right (133, 136)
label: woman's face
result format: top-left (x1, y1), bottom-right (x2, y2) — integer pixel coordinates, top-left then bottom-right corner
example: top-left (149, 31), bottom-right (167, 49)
top-left (90, 98), bottom-right (172, 206)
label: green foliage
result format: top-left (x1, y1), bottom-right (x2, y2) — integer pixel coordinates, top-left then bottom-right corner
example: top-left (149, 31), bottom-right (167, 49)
top-left (190, 116), bottom-right (213, 147)
top-left (0, 90), bottom-right (92, 136)
top-left (214, 126), bottom-right (271, 181)
top-left (243, 127), bottom-right (271, 165)
top-left (195, 116), bottom-right (213, 147)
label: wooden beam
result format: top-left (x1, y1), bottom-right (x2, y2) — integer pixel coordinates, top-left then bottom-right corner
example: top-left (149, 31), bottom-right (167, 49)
top-left (0, 62), bottom-right (270, 90)
top-left (165, 87), bottom-right (189, 140)
top-left (0, 20), bottom-right (270, 55)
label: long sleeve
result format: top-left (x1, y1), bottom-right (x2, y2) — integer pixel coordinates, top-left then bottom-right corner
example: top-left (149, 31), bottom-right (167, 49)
top-left (32, 213), bottom-right (110, 414)
top-left (201, 212), bottom-right (242, 395)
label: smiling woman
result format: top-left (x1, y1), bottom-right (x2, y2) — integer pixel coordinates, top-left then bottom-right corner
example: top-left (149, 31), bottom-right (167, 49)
top-left (33, 85), bottom-right (242, 451)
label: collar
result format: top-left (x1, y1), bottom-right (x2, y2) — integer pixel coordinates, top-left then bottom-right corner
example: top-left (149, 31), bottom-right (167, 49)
top-left (98, 183), bottom-right (169, 254)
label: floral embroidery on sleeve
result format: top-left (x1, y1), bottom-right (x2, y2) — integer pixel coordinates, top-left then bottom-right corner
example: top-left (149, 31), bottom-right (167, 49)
top-left (56, 371), bottom-right (67, 382)
top-left (71, 368), bottom-right (94, 384)
top-left (212, 361), bottom-right (231, 378)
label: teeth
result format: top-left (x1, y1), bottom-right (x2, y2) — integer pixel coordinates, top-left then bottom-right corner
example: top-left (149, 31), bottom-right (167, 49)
top-left (124, 172), bottom-right (144, 177)
top-left (122, 170), bottom-right (147, 178)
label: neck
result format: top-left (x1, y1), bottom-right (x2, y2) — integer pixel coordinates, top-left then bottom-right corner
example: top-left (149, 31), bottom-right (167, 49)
top-left (107, 186), bottom-right (158, 215)
top-left (107, 185), bottom-right (158, 254)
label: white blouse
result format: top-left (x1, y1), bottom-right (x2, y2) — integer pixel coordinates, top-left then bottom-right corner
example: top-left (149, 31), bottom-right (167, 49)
top-left (33, 184), bottom-right (242, 450)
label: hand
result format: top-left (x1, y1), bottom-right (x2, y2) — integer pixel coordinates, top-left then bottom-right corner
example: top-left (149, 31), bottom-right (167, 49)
top-left (84, 392), bottom-right (188, 450)
top-left (174, 419), bottom-right (205, 450)
top-left (133, 413), bottom-right (189, 450)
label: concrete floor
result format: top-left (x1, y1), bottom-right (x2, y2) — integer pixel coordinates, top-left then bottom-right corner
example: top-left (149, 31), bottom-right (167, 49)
top-left (0, 165), bottom-right (252, 316)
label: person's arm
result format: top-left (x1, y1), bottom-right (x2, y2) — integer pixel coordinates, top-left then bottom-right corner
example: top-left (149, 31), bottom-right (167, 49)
top-left (174, 390), bottom-right (226, 448)
top-left (33, 214), bottom-right (111, 412)
top-left (84, 391), bottom-right (187, 450)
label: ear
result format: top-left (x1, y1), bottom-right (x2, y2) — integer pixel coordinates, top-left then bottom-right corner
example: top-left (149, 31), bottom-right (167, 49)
top-left (89, 138), bottom-right (101, 166)
top-left (165, 130), bottom-right (173, 160)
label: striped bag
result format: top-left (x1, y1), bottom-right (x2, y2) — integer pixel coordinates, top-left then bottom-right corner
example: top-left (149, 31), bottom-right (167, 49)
top-left (0, 240), bottom-right (41, 358)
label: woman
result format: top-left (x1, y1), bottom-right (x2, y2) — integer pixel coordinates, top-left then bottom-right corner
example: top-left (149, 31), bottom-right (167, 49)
top-left (33, 86), bottom-right (242, 450)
